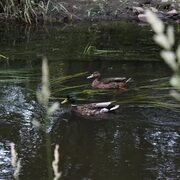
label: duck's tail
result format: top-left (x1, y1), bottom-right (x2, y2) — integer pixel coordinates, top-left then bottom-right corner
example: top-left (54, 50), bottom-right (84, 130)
top-left (100, 104), bottom-right (119, 113)
top-left (109, 105), bottom-right (120, 111)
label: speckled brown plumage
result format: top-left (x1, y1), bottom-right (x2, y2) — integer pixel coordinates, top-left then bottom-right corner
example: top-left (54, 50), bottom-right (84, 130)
top-left (61, 95), bottom-right (119, 117)
top-left (87, 71), bottom-right (131, 89)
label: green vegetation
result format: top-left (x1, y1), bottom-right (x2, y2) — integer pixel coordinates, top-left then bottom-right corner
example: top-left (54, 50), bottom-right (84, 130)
top-left (83, 45), bottom-right (123, 56)
top-left (0, 0), bottom-right (40, 24)
top-left (145, 10), bottom-right (180, 101)
top-left (0, 69), bottom-right (38, 83)
top-left (0, 0), bottom-right (179, 24)
top-left (0, 54), bottom-right (8, 59)
top-left (0, 0), bottom-right (64, 24)
top-left (35, 58), bottom-right (61, 179)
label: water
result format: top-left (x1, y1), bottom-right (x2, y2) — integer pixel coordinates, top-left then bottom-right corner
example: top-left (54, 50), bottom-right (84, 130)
top-left (0, 22), bottom-right (180, 180)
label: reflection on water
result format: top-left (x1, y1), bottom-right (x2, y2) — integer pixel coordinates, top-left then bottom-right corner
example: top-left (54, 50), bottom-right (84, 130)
top-left (0, 22), bottom-right (179, 179)
top-left (144, 129), bottom-right (180, 179)
top-left (0, 142), bottom-right (12, 179)
top-left (0, 85), bottom-right (43, 179)
top-left (52, 106), bottom-right (180, 180)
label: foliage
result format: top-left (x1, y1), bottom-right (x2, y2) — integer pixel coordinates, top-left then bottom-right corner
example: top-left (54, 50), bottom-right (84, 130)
top-left (35, 57), bottom-right (59, 128)
top-left (35, 57), bottom-right (61, 180)
top-left (145, 10), bottom-right (180, 101)
top-left (0, 54), bottom-right (8, 59)
top-left (83, 45), bottom-right (122, 56)
top-left (10, 143), bottom-right (21, 180)
top-left (0, 0), bottom-right (57, 24)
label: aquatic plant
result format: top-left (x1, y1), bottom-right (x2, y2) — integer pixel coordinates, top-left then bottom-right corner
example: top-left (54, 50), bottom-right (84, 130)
top-left (83, 45), bottom-right (122, 56)
top-left (0, 54), bottom-right (8, 60)
top-left (145, 10), bottom-right (180, 101)
top-left (0, 69), bottom-right (38, 83)
top-left (51, 72), bottom-right (88, 85)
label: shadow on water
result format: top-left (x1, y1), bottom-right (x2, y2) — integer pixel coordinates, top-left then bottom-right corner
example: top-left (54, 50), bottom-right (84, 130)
top-left (0, 22), bottom-right (180, 179)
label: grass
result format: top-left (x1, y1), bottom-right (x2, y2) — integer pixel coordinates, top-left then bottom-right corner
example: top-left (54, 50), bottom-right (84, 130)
top-left (0, 68), bottom-right (179, 112)
top-left (49, 73), bottom-right (180, 112)
top-left (83, 45), bottom-right (123, 56)
top-left (51, 72), bottom-right (88, 85)
top-left (0, 0), bottom-right (52, 24)
top-left (0, 0), bottom-right (80, 24)
top-left (0, 69), bottom-right (39, 83)
top-left (0, 54), bottom-right (8, 59)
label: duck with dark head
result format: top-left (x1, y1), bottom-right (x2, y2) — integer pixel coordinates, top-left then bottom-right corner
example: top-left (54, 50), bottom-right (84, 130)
top-left (61, 94), bottom-right (119, 117)
top-left (87, 71), bottom-right (131, 89)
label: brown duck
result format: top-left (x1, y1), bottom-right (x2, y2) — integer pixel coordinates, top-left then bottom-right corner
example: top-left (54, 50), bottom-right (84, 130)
top-left (61, 95), bottom-right (119, 117)
top-left (87, 71), bottom-right (131, 89)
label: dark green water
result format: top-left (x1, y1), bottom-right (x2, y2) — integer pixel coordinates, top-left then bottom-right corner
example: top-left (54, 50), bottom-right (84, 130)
top-left (0, 22), bottom-right (180, 180)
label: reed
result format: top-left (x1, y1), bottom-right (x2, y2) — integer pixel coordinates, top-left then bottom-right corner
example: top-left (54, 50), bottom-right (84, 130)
top-left (145, 10), bottom-right (180, 101)
top-left (35, 57), bottom-right (61, 180)
top-left (0, 0), bottom-right (80, 23)
top-left (83, 45), bottom-right (122, 56)
top-left (0, 54), bottom-right (8, 59)
top-left (0, 69), bottom-right (38, 83)
top-left (0, 0), bottom-right (50, 24)
top-left (10, 143), bottom-right (21, 180)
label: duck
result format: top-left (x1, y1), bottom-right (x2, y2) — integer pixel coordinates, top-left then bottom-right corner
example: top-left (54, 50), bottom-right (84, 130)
top-left (87, 71), bottom-right (131, 89)
top-left (61, 95), bottom-right (119, 117)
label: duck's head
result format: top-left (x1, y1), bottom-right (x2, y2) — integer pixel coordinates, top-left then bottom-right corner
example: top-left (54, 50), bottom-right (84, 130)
top-left (61, 94), bottom-right (76, 104)
top-left (87, 71), bottom-right (101, 79)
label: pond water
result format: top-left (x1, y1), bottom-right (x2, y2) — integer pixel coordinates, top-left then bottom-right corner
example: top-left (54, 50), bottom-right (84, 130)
top-left (0, 22), bottom-right (180, 180)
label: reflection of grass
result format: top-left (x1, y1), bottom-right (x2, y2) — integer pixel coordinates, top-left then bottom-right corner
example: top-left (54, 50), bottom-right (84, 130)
top-left (53, 75), bottom-right (180, 112)
top-left (51, 72), bottom-right (88, 85)
top-left (116, 80), bottom-right (180, 112)
top-left (52, 84), bottom-right (89, 94)
top-left (0, 69), bottom-right (39, 83)
top-left (1, 68), bottom-right (179, 112)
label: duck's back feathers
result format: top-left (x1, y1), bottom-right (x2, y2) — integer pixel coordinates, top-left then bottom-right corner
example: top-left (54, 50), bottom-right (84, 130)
top-left (92, 102), bottom-right (112, 108)
top-left (87, 71), bottom-right (132, 89)
top-left (71, 101), bottom-right (119, 116)
top-left (102, 77), bottom-right (127, 84)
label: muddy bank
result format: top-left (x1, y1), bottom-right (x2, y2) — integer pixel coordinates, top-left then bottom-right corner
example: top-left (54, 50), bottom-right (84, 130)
top-left (0, 0), bottom-right (179, 24)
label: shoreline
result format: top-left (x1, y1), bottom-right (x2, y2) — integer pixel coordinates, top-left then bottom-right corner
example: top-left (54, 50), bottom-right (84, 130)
top-left (0, 1), bottom-right (179, 24)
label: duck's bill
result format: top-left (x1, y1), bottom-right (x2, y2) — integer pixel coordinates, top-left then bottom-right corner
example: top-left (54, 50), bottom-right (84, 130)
top-left (61, 98), bottom-right (68, 104)
top-left (87, 74), bottom-right (94, 79)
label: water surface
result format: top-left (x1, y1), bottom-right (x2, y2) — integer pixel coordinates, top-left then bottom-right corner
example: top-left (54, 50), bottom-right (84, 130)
top-left (0, 22), bottom-right (180, 179)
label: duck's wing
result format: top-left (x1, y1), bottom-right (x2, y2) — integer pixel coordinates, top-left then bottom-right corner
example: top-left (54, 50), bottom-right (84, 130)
top-left (75, 102), bottom-right (119, 115)
top-left (100, 104), bottom-right (120, 113)
top-left (102, 77), bottom-right (128, 84)
top-left (89, 102), bottom-right (112, 108)
top-left (109, 105), bottom-right (119, 111)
